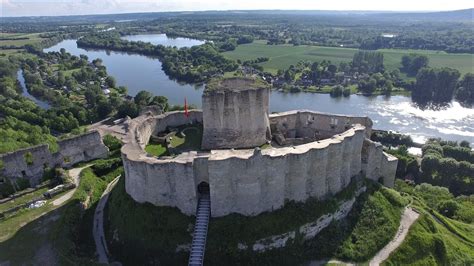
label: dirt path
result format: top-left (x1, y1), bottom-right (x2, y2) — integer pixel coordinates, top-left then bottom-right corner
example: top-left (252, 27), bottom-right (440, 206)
top-left (93, 176), bottom-right (120, 264)
top-left (369, 207), bottom-right (420, 266)
top-left (52, 165), bottom-right (91, 206)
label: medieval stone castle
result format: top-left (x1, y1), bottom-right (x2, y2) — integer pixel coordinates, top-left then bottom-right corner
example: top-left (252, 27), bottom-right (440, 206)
top-left (121, 77), bottom-right (397, 217)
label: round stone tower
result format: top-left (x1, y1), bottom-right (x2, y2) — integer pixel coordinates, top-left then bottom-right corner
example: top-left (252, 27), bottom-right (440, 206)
top-left (201, 77), bottom-right (271, 150)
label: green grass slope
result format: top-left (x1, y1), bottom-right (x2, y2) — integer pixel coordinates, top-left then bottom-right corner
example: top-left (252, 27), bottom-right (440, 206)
top-left (104, 177), bottom-right (193, 265)
top-left (384, 213), bottom-right (474, 265)
top-left (204, 181), bottom-right (407, 265)
top-left (385, 180), bottom-right (474, 265)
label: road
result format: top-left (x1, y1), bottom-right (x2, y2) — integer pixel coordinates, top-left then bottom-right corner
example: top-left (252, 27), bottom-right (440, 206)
top-left (369, 207), bottom-right (420, 266)
top-left (93, 176), bottom-right (120, 264)
top-left (52, 165), bottom-right (91, 206)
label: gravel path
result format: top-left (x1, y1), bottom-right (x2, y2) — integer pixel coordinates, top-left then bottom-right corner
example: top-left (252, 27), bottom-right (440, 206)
top-left (369, 207), bottom-right (420, 266)
top-left (52, 165), bottom-right (91, 206)
top-left (93, 176), bottom-right (120, 264)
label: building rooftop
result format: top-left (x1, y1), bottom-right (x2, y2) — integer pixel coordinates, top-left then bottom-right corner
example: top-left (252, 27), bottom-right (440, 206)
top-left (204, 77), bottom-right (269, 94)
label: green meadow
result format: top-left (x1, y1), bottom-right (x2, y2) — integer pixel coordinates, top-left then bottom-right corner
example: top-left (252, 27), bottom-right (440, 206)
top-left (223, 41), bottom-right (474, 76)
top-left (0, 33), bottom-right (46, 47)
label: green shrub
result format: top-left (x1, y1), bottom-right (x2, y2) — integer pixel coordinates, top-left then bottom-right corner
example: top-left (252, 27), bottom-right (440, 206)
top-left (91, 157), bottom-right (122, 176)
top-left (437, 200), bottom-right (459, 218)
top-left (23, 152), bottom-right (33, 165)
top-left (442, 145), bottom-right (474, 163)
top-left (422, 143), bottom-right (443, 157)
top-left (42, 166), bottom-right (56, 181)
top-left (330, 85), bottom-right (343, 97)
top-left (454, 195), bottom-right (474, 223)
top-left (105, 177), bottom-right (191, 265)
top-left (0, 179), bottom-right (15, 198)
top-left (342, 87), bottom-right (351, 97)
top-left (414, 183), bottom-right (453, 209)
top-left (16, 178), bottom-right (30, 191)
top-left (103, 134), bottom-right (122, 152)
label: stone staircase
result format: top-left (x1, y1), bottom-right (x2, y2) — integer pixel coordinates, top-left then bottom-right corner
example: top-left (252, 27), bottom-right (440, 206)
top-left (188, 188), bottom-right (210, 266)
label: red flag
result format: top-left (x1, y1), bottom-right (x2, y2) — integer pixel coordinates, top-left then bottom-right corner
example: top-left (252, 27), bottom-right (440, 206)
top-left (184, 97), bottom-right (189, 117)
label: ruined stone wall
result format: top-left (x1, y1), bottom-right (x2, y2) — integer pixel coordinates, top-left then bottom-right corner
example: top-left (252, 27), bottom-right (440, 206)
top-left (207, 125), bottom-right (366, 217)
top-left (361, 139), bottom-right (397, 187)
top-left (121, 111), bottom-right (203, 215)
top-left (269, 110), bottom-right (373, 139)
top-left (0, 131), bottom-right (108, 186)
top-left (202, 86), bottom-right (270, 149)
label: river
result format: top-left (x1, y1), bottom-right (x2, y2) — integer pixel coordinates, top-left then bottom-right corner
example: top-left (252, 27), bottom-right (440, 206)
top-left (43, 34), bottom-right (474, 145)
top-left (17, 69), bottom-right (51, 109)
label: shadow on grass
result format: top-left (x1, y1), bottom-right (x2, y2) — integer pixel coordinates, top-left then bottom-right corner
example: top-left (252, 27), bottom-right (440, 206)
top-left (103, 176), bottom-right (192, 265)
top-left (0, 198), bottom-right (102, 265)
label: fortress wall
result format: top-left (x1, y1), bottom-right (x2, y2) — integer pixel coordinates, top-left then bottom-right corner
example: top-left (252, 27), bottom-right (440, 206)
top-left (207, 125), bottom-right (366, 217)
top-left (0, 131), bottom-right (108, 186)
top-left (122, 111), bottom-right (204, 215)
top-left (270, 110), bottom-right (373, 138)
top-left (122, 110), bottom-right (396, 218)
top-left (361, 139), bottom-right (397, 187)
top-left (153, 110), bottom-right (203, 135)
top-left (202, 87), bottom-right (270, 149)
top-left (0, 145), bottom-right (52, 186)
top-left (123, 153), bottom-right (197, 215)
top-left (56, 130), bottom-right (109, 168)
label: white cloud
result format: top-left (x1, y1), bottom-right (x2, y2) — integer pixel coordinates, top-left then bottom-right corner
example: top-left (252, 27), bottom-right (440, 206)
top-left (1, 0), bottom-right (472, 17)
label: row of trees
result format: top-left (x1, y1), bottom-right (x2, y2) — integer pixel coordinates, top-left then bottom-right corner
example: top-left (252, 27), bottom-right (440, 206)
top-left (412, 67), bottom-right (473, 105)
top-left (420, 140), bottom-right (473, 196)
top-left (352, 51), bottom-right (384, 74)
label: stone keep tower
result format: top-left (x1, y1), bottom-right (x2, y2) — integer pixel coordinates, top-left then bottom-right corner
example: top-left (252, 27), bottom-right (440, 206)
top-left (201, 77), bottom-right (271, 150)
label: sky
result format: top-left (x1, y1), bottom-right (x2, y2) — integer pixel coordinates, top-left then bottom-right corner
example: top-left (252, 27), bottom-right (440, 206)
top-left (1, 0), bottom-right (473, 17)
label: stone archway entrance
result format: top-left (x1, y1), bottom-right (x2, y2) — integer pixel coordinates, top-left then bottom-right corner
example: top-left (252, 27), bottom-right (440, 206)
top-left (197, 182), bottom-right (210, 198)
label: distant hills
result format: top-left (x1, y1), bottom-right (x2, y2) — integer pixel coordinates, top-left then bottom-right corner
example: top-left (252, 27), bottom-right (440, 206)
top-left (2, 8), bottom-right (472, 23)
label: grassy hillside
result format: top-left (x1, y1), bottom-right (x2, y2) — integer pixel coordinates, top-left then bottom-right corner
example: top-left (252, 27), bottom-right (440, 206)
top-left (223, 41), bottom-right (473, 76)
top-left (385, 180), bottom-right (474, 265)
top-left (101, 178), bottom-right (406, 265)
top-left (385, 212), bottom-right (474, 265)
top-left (104, 177), bottom-right (193, 265)
top-left (204, 181), bottom-right (407, 265)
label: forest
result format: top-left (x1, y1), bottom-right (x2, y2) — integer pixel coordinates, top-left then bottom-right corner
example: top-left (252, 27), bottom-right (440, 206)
top-left (0, 50), bottom-right (170, 153)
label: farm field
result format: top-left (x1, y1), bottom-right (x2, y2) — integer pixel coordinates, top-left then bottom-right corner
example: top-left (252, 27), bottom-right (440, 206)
top-left (223, 41), bottom-right (474, 76)
top-left (0, 33), bottom-right (46, 47)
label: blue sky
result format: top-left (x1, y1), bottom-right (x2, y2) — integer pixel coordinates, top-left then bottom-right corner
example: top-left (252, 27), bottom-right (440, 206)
top-left (1, 0), bottom-right (472, 17)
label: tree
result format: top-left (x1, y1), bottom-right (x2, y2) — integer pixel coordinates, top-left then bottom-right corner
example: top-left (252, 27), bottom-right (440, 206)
top-left (330, 85), bottom-right (343, 97)
top-left (92, 58), bottom-right (103, 67)
top-left (401, 54), bottom-right (429, 76)
top-left (352, 51), bottom-right (384, 73)
top-left (105, 76), bottom-right (116, 88)
top-left (96, 96), bottom-right (113, 118)
top-left (437, 200), bottom-right (459, 218)
top-left (117, 101), bottom-right (139, 118)
top-left (134, 90), bottom-right (153, 107)
top-left (412, 67), bottom-right (459, 104)
top-left (150, 96), bottom-right (169, 111)
top-left (455, 73), bottom-right (474, 106)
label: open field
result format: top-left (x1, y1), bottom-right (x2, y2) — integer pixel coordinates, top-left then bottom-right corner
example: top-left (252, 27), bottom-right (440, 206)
top-left (0, 33), bottom-right (46, 47)
top-left (223, 42), bottom-right (474, 76)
